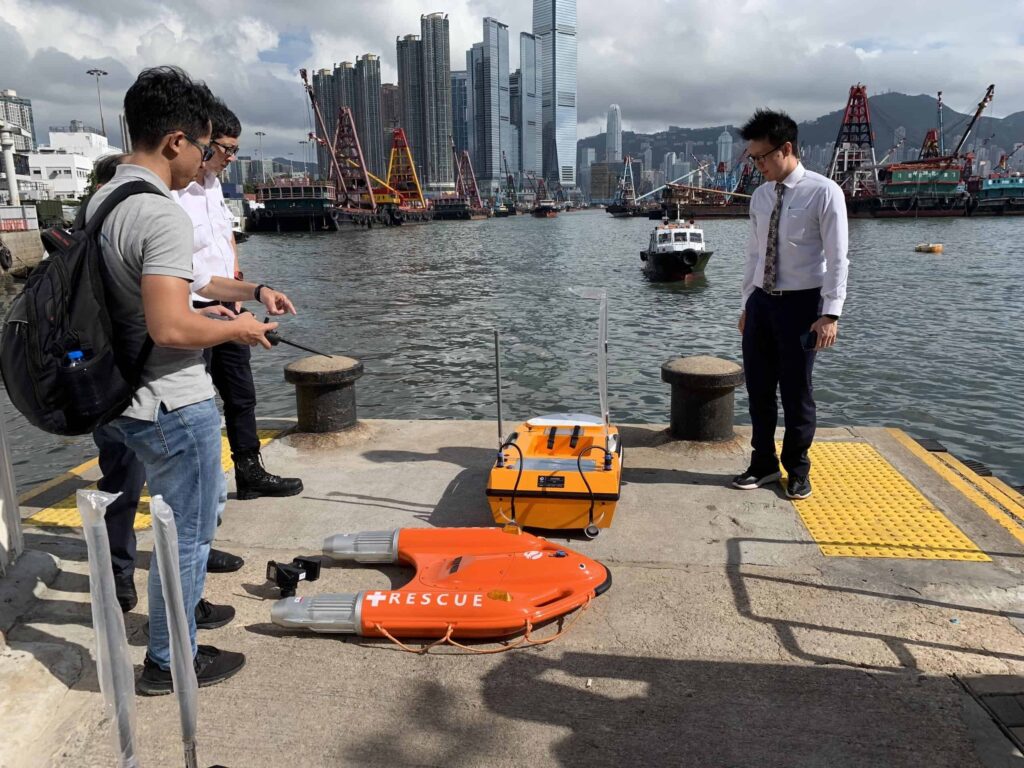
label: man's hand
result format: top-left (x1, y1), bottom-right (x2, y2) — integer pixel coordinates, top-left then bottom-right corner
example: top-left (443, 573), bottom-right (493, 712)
top-left (738, 311), bottom-right (746, 334)
top-left (809, 316), bottom-right (838, 350)
top-left (232, 312), bottom-right (278, 349)
top-left (260, 287), bottom-right (296, 316)
top-left (198, 305), bottom-right (234, 319)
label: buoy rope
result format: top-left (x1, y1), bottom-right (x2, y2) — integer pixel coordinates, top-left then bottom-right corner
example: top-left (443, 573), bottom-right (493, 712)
top-left (372, 596), bottom-right (593, 655)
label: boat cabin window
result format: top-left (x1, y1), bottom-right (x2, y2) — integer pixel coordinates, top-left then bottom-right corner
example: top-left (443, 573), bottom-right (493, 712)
top-left (689, 232), bottom-right (703, 243)
top-left (674, 232), bottom-right (687, 242)
top-left (657, 232), bottom-right (672, 243)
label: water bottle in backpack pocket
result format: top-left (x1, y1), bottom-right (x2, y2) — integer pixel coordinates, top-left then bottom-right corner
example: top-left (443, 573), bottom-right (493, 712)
top-left (58, 349), bottom-right (115, 420)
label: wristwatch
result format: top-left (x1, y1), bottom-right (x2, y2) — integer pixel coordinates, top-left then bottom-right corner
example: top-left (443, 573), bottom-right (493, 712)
top-left (824, 314), bottom-right (839, 320)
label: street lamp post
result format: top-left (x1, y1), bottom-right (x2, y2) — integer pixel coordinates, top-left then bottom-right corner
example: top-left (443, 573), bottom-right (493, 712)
top-left (254, 131), bottom-right (266, 182)
top-left (86, 69), bottom-right (108, 136)
top-left (298, 140), bottom-right (309, 178)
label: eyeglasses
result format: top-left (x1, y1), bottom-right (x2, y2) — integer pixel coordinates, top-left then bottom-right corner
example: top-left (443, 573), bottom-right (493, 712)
top-left (183, 134), bottom-right (216, 162)
top-left (212, 139), bottom-right (240, 157)
top-left (748, 142), bottom-right (787, 164)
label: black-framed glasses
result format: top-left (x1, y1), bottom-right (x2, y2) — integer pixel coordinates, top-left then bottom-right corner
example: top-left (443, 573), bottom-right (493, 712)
top-left (748, 142), bottom-right (787, 164)
top-left (212, 139), bottom-right (240, 157)
top-left (183, 134), bottom-right (216, 162)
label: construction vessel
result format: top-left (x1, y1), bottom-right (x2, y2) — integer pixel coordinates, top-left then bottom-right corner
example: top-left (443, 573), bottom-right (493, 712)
top-left (301, 68), bottom-right (415, 228)
top-left (434, 141), bottom-right (490, 220)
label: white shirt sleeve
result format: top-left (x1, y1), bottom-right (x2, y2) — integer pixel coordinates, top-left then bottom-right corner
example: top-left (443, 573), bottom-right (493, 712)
top-left (819, 183), bottom-right (849, 316)
top-left (741, 193), bottom-right (760, 311)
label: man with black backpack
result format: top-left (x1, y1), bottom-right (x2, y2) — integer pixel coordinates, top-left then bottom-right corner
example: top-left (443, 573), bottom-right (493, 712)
top-left (82, 66), bottom-right (295, 695)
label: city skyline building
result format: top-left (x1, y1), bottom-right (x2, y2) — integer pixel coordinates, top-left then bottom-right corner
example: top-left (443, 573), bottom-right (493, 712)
top-left (1, 89), bottom-right (36, 151)
top-left (396, 34), bottom-right (428, 185)
top-left (717, 129), bottom-right (733, 166)
top-left (381, 83), bottom-right (402, 158)
top-left (533, 0), bottom-right (577, 187)
top-left (312, 68), bottom-right (337, 177)
top-left (517, 32), bottom-right (542, 177)
top-left (420, 12), bottom-right (454, 191)
top-left (606, 104), bottom-right (621, 162)
top-left (451, 70), bottom-right (469, 156)
top-left (467, 17), bottom-right (511, 194)
top-left (354, 54), bottom-right (385, 178)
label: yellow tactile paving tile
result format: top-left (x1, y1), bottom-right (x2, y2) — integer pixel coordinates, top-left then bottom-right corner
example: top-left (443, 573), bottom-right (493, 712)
top-left (22, 430), bottom-right (280, 531)
top-left (784, 441), bottom-right (990, 561)
top-left (887, 428), bottom-right (1024, 549)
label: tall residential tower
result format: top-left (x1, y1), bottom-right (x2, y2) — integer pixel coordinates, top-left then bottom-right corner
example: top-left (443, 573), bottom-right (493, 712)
top-left (420, 12), bottom-right (454, 191)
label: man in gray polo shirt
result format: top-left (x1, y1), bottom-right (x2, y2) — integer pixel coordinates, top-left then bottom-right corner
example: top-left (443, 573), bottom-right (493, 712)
top-left (88, 66), bottom-right (294, 695)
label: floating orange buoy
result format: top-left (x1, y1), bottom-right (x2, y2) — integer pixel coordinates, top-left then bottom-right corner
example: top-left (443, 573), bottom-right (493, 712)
top-left (914, 243), bottom-right (943, 253)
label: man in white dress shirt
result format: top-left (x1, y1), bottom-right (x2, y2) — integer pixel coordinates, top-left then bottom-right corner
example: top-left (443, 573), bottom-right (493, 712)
top-left (177, 101), bottom-right (304, 511)
top-left (733, 109), bottom-right (849, 500)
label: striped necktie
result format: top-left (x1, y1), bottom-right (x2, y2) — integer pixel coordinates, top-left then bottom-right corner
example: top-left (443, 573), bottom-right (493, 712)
top-left (762, 183), bottom-right (785, 292)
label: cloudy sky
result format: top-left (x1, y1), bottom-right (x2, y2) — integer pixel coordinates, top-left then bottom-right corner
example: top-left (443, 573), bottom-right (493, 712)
top-left (1, 0), bottom-right (1021, 159)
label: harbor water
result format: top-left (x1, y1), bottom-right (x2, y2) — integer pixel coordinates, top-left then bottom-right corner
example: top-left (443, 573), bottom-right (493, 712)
top-left (2, 209), bottom-right (1021, 488)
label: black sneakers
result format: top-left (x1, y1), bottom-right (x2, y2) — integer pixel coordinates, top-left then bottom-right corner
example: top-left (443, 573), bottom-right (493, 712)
top-left (195, 599), bottom-right (235, 630)
top-left (234, 451), bottom-right (303, 500)
top-left (207, 548), bottom-right (244, 573)
top-left (137, 644), bottom-right (246, 696)
top-left (114, 574), bottom-right (138, 613)
top-left (786, 475), bottom-right (813, 500)
top-left (731, 467), bottom-right (782, 490)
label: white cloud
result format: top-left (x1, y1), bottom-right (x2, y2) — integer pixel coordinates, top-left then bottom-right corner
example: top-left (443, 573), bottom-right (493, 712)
top-left (0, 0), bottom-right (1020, 158)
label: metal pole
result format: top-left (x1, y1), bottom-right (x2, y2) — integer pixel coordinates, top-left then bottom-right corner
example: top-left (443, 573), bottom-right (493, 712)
top-left (255, 132), bottom-right (266, 182)
top-left (0, 398), bottom-right (22, 574)
top-left (87, 69), bottom-right (108, 136)
top-left (0, 130), bottom-right (21, 207)
top-left (494, 330), bottom-right (503, 448)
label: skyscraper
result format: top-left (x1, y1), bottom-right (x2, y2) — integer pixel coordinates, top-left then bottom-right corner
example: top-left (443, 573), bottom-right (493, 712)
top-left (450, 71), bottom-right (469, 155)
top-left (420, 12), bottom-right (454, 191)
top-left (606, 104), bottom-right (622, 162)
top-left (1, 89), bottom-right (36, 151)
top-left (397, 34), bottom-right (427, 184)
top-left (517, 32), bottom-right (542, 176)
top-left (467, 17), bottom-right (511, 194)
top-left (533, 0), bottom-right (577, 187)
top-left (354, 54), bottom-right (385, 178)
top-left (717, 129), bottom-right (733, 166)
top-left (336, 62), bottom-right (356, 110)
top-left (312, 68), bottom-right (338, 177)
top-left (381, 83), bottom-right (402, 159)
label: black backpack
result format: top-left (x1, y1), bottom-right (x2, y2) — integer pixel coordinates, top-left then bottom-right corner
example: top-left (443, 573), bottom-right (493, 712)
top-left (0, 181), bottom-right (162, 435)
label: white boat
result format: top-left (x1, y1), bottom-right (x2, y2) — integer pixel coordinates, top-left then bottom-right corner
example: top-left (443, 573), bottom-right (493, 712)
top-left (639, 216), bottom-right (713, 282)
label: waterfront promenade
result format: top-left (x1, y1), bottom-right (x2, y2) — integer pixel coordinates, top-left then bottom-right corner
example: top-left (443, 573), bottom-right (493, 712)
top-left (2, 418), bottom-right (1023, 767)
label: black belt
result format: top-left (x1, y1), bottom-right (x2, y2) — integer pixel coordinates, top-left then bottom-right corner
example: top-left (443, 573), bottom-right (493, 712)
top-left (757, 287), bottom-right (820, 297)
top-left (193, 300), bottom-right (220, 309)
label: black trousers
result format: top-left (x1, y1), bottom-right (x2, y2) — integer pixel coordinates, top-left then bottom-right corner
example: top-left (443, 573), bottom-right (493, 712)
top-left (742, 287), bottom-right (821, 477)
top-left (96, 312), bottom-right (259, 577)
top-left (94, 425), bottom-right (145, 579)
top-left (203, 337), bottom-right (259, 460)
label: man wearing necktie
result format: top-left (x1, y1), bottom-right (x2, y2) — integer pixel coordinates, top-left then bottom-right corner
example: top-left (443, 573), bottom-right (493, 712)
top-left (734, 109), bottom-right (849, 500)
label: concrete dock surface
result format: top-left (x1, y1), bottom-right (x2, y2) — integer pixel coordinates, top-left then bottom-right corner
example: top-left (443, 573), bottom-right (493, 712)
top-left (3, 419), bottom-right (1024, 767)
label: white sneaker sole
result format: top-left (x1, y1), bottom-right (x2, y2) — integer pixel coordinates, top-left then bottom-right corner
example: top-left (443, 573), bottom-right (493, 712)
top-left (786, 488), bottom-right (812, 500)
top-left (732, 471), bottom-right (782, 490)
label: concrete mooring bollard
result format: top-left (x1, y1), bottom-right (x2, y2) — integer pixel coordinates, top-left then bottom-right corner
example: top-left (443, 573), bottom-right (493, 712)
top-left (661, 356), bottom-right (744, 441)
top-left (284, 355), bottom-right (364, 433)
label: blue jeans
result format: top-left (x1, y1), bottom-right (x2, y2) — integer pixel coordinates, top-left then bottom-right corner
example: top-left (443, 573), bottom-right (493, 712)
top-left (105, 398), bottom-right (223, 669)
